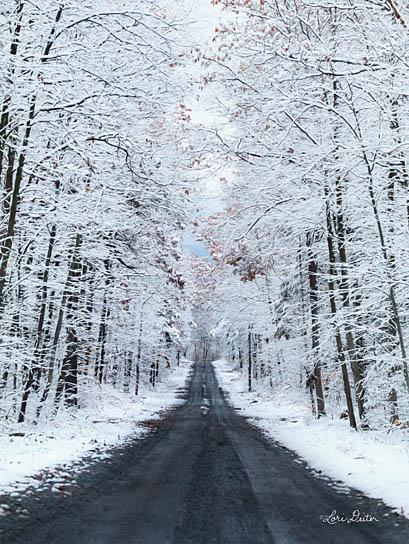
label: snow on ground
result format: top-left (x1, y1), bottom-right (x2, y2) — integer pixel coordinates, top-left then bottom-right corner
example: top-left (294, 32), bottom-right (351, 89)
top-left (0, 361), bottom-right (193, 494)
top-left (213, 358), bottom-right (409, 518)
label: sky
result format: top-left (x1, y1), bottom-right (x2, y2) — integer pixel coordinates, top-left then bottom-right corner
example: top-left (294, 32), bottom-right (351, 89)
top-left (179, 0), bottom-right (225, 259)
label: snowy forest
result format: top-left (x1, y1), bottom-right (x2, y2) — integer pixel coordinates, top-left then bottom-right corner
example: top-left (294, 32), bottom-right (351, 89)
top-left (198, 0), bottom-right (409, 432)
top-left (2, 0), bottom-right (409, 448)
top-left (3, 1), bottom-right (409, 542)
top-left (0, 0), bottom-right (198, 428)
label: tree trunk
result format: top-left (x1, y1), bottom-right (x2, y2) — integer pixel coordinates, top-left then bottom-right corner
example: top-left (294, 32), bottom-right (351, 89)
top-left (95, 261), bottom-right (111, 384)
top-left (18, 225), bottom-right (57, 422)
top-left (36, 233), bottom-right (82, 418)
top-left (54, 237), bottom-right (82, 410)
top-left (306, 233), bottom-right (325, 418)
top-left (135, 308), bottom-right (144, 396)
top-left (334, 175), bottom-right (366, 420)
top-left (248, 327), bottom-right (252, 392)
top-left (325, 190), bottom-right (357, 429)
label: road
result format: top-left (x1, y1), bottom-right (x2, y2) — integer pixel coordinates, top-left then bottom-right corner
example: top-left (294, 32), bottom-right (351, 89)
top-left (1, 362), bottom-right (409, 544)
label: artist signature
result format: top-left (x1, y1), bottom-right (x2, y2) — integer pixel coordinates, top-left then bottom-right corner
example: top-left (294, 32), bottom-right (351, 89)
top-left (320, 510), bottom-right (379, 524)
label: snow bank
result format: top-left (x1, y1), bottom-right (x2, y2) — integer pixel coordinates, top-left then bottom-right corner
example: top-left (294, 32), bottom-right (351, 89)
top-left (213, 358), bottom-right (409, 517)
top-left (0, 362), bottom-right (193, 493)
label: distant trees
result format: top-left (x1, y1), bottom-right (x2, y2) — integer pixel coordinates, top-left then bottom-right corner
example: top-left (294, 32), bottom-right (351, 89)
top-left (197, 0), bottom-right (409, 429)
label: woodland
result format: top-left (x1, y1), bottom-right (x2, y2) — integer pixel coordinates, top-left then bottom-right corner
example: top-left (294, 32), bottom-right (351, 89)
top-left (199, 0), bottom-right (409, 431)
top-left (0, 0), bottom-right (194, 427)
top-left (1, 0), bottom-right (409, 436)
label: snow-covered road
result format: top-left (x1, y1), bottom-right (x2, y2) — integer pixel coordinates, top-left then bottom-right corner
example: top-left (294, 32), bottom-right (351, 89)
top-left (1, 362), bottom-right (408, 544)
top-left (213, 358), bottom-right (409, 519)
top-left (0, 363), bottom-right (192, 495)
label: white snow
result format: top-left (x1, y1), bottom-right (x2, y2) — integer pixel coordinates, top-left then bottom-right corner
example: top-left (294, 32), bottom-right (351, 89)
top-left (0, 362), bottom-right (193, 494)
top-left (213, 358), bottom-right (409, 518)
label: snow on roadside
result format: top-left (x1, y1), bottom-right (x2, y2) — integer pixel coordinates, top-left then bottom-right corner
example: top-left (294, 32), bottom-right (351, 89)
top-left (0, 361), bottom-right (193, 494)
top-left (213, 358), bottom-right (409, 517)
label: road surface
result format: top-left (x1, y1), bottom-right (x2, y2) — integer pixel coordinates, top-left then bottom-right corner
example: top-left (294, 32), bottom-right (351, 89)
top-left (1, 362), bottom-right (409, 544)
